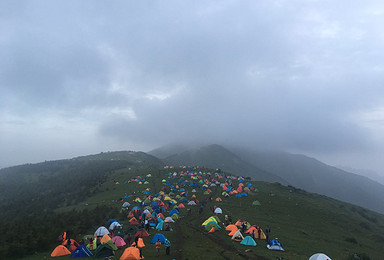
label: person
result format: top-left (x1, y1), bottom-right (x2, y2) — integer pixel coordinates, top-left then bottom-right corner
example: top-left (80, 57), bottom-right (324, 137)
top-left (155, 239), bottom-right (161, 256)
top-left (251, 229), bottom-right (255, 239)
top-left (164, 239), bottom-right (171, 255)
top-left (199, 204), bottom-right (204, 214)
top-left (66, 238), bottom-right (71, 250)
top-left (241, 223), bottom-right (246, 233)
top-left (257, 226), bottom-right (261, 239)
top-left (265, 225), bottom-right (271, 243)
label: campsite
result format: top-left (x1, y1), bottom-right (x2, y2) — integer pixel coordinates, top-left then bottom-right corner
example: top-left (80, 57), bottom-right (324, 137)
top-left (0, 152), bottom-right (380, 260)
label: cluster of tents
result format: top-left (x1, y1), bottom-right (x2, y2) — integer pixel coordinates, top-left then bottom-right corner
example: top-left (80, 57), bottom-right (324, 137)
top-left (50, 165), bottom-right (332, 259)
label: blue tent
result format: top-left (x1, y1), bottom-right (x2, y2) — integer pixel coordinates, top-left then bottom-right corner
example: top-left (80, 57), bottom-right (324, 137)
top-left (240, 236), bottom-right (257, 246)
top-left (169, 208), bottom-right (179, 216)
top-left (71, 245), bottom-right (92, 257)
top-left (267, 239), bottom-right (284, 251)
top-left (108, 219), bottom-right (117, 223)
top-left (156, 221), bottom-right (164, 230)
top-left (132, 206), bottom-right (140, 211)
top-left (150, 233), bottom-right (167, 244)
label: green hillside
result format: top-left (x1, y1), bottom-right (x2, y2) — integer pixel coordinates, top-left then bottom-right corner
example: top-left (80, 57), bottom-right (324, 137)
top-left (0, 151), bottom-right (383, 259)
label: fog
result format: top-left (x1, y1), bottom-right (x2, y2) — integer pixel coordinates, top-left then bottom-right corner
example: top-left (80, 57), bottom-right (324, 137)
top-left (1, 1), bottom-right (384, 175)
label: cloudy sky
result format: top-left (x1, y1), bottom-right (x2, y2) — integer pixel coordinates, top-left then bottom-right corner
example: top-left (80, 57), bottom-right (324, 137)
top-left (1, 1), bottom-right (384, 174)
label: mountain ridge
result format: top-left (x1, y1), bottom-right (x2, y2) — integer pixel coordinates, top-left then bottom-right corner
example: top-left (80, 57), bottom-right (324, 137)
top-left (149, 144), bottom-right (384, 214)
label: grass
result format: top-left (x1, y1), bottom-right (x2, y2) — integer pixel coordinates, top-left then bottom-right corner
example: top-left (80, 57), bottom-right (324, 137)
top-left (21, 167), bottom-right (384, 260)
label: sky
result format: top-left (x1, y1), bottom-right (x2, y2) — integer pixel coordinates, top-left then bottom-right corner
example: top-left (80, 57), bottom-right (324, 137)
top-left (1, 1), bottom-right (384, 175)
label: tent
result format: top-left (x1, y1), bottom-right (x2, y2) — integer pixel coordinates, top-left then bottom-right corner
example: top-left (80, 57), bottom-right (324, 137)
top-left (51, 245), bottom-right (71, 257)
top-left (225, 224), bottom-right (238, 232)
top-left (120, 246), bottom-right (141, 260)
top-left (122, 202), bottom-right (130, 208)
top-left (95, 226), bottom-right (109, 237)
top-left (252, 200), bottom-right (261, 206)
top-left (240, 236), bottom-right (257, 247)
top-left (309, 253), bottom-right (332, 260)
top-left (156, 221), bottom-right (164, 230)
top-left (93, 243), bottom-right (115, 258)
top-left (205, 221), bottom-right (221, 232)
top-left (214, 207), bottom-right (223, 214)
top-left (112, 236), bottom-right (126, 247)
top-left (71, 245), bottom-right (93, 257)
top-left (187, 200), bottom-right (197, 205)
top-left (267, 239), bottom-right (284, 251)
top-left (164, 217), bottom-right (175, 223)
top-left (202, 216), bottom-right (219, 226)
top-left (109, 221), bottom-right (122, 231)
top-left (231, 230), bottom-right (244, 241)
top-left (101, 234), bottom-right (111, 244)
top-left (134, 229), bottom-right (149, 238)
top-left (246, 226), bottom-right (266, 239)
top-left (150, 233), bottom-right (167, 244)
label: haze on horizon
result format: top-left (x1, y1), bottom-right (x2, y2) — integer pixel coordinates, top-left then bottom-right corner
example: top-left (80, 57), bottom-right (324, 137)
top-left (1, 1), bottom-right (384, 177)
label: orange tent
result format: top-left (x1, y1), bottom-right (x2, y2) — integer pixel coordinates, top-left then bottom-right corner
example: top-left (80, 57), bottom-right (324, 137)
top-left (51, 245), bottom-right (71, 257)
top-left (215, 197), bottom-right (222, 202)
top-left (101, 234), bottom-right (111, 244)
top-left (208, 227), bottom-right (215, 233)
top-left (225, 224), bottom-right (238, 232)
top-left (178, 203), bottom-right (185, 208)
top-left (228, 228), bottom-right (238, 236)
top-left (120, 246), bottom-right (141, 260)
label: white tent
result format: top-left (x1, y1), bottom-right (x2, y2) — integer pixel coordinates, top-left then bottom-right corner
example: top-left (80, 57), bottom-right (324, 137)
top-left (122, 202), bottom-right (130, 208)
top-left (143, 209), bottom-right (151, 215)
top-left (94, 226), bottom-right (109, 236)
top-left (309, 253), bottom-right (332, 260)
top-left (187, 200), bottom-right (197, 205)
top-left (164, 217), bottom-right (175, 223)
top-left (214, 207), bottom-right (223, 214)
top-left (231, 230), bottom-right (244, 241)
top-left (191, 189), bottom-right (197, 193)
top-left (109, 221), bottom-right (122, 231)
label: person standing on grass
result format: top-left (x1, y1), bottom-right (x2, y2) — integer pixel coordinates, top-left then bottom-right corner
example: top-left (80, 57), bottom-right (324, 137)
top-left (265, 225), bottom-right (271, 243)
top-left (155, 239), bottom-right (161, 256)
top-left (164, 239), bottom-right (171, 255)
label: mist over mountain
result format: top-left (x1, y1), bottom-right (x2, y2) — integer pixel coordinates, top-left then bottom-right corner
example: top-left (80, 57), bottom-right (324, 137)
top-left (337, 166), bottom-right (384, 186)
top-left (150, 144), bottom-right (384, 214)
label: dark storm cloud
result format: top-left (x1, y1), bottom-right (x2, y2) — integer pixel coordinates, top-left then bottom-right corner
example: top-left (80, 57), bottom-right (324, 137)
top-left (1, 0), bottom-right (384, 172)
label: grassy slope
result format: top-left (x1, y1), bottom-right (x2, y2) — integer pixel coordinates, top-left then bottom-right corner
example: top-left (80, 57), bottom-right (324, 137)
top-left (22, 165), bottom-right (384, 260)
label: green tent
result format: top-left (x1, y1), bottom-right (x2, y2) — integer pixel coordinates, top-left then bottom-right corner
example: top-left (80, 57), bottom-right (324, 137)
top-left (171, 214), bottom-right (179, 220)
top-left (93, 243), bottom-right (115, 258)
top-left (205, 221), bottom-right (221, 231)
top-left (105, 239), bottom-right (118, 251)
top-left (252, 200), bottom-right (261, 206)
